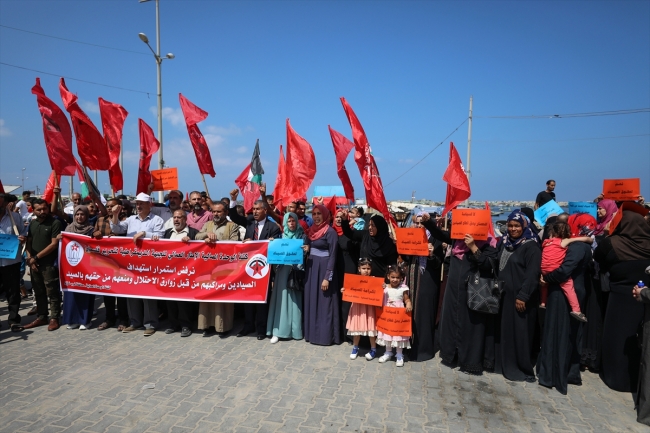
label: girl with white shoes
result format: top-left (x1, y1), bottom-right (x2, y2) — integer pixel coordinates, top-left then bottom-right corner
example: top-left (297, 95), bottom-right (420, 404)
top-left (377, 264), bottom-right (412, 367)
top-left (341, 258), bottom-right (378, 361)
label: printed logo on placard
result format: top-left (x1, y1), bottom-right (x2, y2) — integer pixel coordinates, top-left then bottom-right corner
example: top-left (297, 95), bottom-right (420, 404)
top-left (65, 241), bottom-right (84, 266)
top-left (245, 253), bottom-right (269, 279)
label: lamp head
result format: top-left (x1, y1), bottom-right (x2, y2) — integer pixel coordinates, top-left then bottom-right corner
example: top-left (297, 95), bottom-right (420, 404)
top-left (138, 33), bottom-right (149, 43)
top-left (166, 53), bottom-right (175, 59)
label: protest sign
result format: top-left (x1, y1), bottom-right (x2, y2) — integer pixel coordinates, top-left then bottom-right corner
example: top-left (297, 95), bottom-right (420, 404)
top-left (342, 274), bottom-right (384, 307)
top-left (534, 200), bottom-right (564, 226)
top-left (603, 178), bottom-right (640, 201)
top-left (0, 234), bottom-right (19, 259)
top-left (395, 227), bottom-right (429, 256)
top-left (607, 201), bottom-right (648, 235)
top-left (267, 239), bottom-right (304, 265)
top-left (375, 307), bottom-right (412, 336)
top-left (151, 168), bottom-right (179, 191)
top-left (59, 233), bottom-right (271, 303)
top-left (569, 202), bottom-right (597, 219)
top-left (450, 209), bottom-right (490, 241)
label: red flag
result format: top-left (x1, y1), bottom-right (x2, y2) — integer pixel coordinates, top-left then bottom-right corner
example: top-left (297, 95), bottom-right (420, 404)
top-left (441, 142), bottom-right (471, 216)
top-left (42, 171), bottom-right (62, 204)
top-left (282, 119), bottom-right (316, 204)
top-left (31, 78), bottom-right (76, 176)
top-left (339, 98), bottom-right (395, 227)
top-left (272, 145), bottom-right (286, 211)
top-left (136, 119), bottom-right (160, 195)
top-left (0, 179), bottom-right (4, 193)
top-left (485, 201), bottom-right (496, 239)
top-left (235, 163), bottom-right (260, 213)
top-left (99, 98), bottom-right (128, 193)
top-left (59, 78), bottom-right (110, 170)
top-left (328, 126), bottom-right (355, 201)
top-left (179, 94), bottom-right (216, 177)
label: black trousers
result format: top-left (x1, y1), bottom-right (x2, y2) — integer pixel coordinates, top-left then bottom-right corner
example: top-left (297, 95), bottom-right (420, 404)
top-left (243, 283), bottom-right (271, 335)
top-left (0, 262), bottom-right (22, 325)
top-left (31, 265), bottom-right (61, 321)
top-left (167, 300), bottom-right (198, 330)
top-left (104, 295), bottom-right (129, 326)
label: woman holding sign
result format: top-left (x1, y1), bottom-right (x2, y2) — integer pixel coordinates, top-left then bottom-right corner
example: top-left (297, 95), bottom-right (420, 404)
top-left (494, 210), bottom-right (541, 382)
top-left (303, 205), bottom-right (341, 346)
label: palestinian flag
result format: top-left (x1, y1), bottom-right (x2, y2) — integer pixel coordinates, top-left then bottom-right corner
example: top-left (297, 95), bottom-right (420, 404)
top-left (235, 140), bottom-right (264, 213)
top-left (75, 159), bottom-right (90, 199)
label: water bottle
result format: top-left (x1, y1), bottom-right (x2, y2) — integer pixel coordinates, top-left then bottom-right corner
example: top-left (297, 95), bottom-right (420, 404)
top-left (639, 281), bottom-right (645, 288)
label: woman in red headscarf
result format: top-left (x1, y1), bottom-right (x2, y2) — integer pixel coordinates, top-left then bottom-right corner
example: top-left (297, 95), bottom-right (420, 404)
top-left (303, 205), bottom-right (341, 346)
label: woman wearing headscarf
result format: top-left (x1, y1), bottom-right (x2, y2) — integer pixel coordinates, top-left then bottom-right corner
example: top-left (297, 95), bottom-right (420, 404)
top-left (340, 214), bottom-right (398, 278)
top-left (595, 210), bottom-right (650, 393)
top-left (333, 209), bottom-right (360, 337)
top-left (494, 210), bottom-right (541, 382)
top-left (62, 206), bottom-right (96, 330)
top-left (404, 213), bottom-right (444, 362)
top-left (303, 205), bottom-right (341, 346)
top-left (594, 199), bottom-right (618, 237)
top-left (536, 213), bottom-right (596, 394)
top-left (266, 212), bottom-right (308, 343)
top-left (420, 212), bottom-right (499, 374)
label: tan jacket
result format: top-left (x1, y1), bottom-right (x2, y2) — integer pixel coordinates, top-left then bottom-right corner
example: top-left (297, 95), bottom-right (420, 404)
top-left (195, 220), bottom-right (240, 241)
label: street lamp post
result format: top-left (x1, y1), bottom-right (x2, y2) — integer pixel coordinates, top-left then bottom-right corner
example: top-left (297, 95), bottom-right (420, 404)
top-left (20, 168), bottom-right (26, 193)
top-left (139, 0), bottom-right (174, 203)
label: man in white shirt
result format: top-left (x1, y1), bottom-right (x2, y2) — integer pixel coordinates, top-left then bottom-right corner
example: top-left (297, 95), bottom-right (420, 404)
top-left (0, 193), bottom-right (28, 330)
top-left (110, 192), bottom-right (165, 336)
top-left (15, 191), bottom-right (31, 222)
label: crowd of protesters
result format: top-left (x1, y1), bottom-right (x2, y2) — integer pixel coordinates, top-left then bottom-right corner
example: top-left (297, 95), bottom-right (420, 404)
top-left (1, 180), bottom-right (649, 426)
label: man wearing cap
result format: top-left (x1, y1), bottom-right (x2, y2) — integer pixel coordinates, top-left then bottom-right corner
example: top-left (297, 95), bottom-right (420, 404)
top-left (110, 192), bottom-right (165, 336)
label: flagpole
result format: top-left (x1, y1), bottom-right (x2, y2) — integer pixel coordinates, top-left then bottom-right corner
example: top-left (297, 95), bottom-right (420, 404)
top-left (464, 96), bottom-right (473, 207)
top-left (119, 138), bottom-right (123, 195)
top-left (201, 174), bottom-right (210, 198)
top-left (94, 170), bottom-right (99, 197)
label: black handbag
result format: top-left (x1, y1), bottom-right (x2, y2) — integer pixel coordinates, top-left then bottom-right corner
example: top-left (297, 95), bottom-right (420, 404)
top-left (286, 266), bottom-right (305, 291)
top-left (466, 257), bottom-right (504, 314)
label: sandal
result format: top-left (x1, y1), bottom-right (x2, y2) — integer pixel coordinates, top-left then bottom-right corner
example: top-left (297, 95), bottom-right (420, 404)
top-left (98, 322), bottom-right (113, 331)
top-left (117, 325), bottom-right (126, 332)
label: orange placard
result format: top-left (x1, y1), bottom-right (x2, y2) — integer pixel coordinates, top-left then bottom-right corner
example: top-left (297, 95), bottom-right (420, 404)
top-left (603, 178), bottom-right (640, 201)
top-left (342, 274), bottom-right (384, 307)
top-left (607, 201), bottom-right (648, 235)
top-left (151, 168), bottom-right (179, 191)
top-left (395, 227), bottom-right (429, 256)
top-left (375, 306), bottom-right (412, 336)
top-left (450, 209), bottom-right (491, 241)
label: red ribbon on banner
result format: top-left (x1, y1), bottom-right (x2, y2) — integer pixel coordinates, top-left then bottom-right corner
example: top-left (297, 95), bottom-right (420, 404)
top-left (59, 233), bottom-right (271, 303)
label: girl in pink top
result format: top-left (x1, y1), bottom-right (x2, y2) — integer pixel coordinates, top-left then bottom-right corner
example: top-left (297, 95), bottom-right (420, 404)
top-left (540, 221), bottom-right (592, 322)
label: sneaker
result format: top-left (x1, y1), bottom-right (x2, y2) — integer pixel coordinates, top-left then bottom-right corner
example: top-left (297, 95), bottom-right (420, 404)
top-left (378, 352), bottom-right (393, 363)
top-left (144, 329), bottom-right (156, 337)
top-left (164, 328), bottom-right (177, 334)
top-left (270, 336), bottom-right (279, 344)
top-left (396, 357), bottom-right (404, 367)
top-left (365, 349), bottom-right (377, 361)
top-left (570, 312), bottom-right (588, 323)
top-left (180, 327), bottom-right (192, 338)
top-left (122, 326), bottom-right (140, 333)
top-left (66, 324), bottom-right (80, 330)
top-left (350, 347), bottom-right (359, 360)
top-left (79, 324), bottom-right (91, 330)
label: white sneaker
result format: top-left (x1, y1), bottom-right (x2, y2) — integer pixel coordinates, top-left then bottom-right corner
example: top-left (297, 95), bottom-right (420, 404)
top-left (396, 358), bottom-right (404, 367)
top-left (270, 336), bottom-right (279, 344)
top-left (378, 353), bottom-right (393, 363)
top-left (66, 324), bottom-right (80, 330)
top-left (80, 324), bottom-right (91, 330)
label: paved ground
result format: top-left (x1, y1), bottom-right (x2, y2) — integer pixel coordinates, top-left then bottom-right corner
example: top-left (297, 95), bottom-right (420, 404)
top-left (0, 282), bottom-right (646, 433)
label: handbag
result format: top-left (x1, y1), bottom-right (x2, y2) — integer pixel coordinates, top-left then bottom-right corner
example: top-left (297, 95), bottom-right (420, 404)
top-left (286, 266), bottom-right (305, 291)
top-left (466, 257), bottom-right (504, 314)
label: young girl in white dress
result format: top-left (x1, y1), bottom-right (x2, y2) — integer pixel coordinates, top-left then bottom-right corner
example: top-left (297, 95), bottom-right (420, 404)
top-left (377, 264), bottom-right (412, 367)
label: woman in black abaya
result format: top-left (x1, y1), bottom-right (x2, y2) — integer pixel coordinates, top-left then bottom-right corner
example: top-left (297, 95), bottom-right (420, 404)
top-left (494, 210), bottom-right (541, 382)
top-left (340, 214), bottom-right (397, 278)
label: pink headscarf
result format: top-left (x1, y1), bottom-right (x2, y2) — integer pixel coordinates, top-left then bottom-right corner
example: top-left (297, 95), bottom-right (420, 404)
top-left (594, 199), bottom-right (617, 236)
top-left (307, 205), bottom-right (331, 241)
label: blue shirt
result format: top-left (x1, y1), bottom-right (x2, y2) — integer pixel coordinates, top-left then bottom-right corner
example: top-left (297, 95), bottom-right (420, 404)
top-left (110, 212), bottom-right (165, 238)
top-left (302, 215), bottom-right (313, 227)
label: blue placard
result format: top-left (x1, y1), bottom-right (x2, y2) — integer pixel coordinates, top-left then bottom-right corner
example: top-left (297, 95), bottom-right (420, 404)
top-left (568, 202), bottom-right (598, 219)
top-left (534, 200), bottom-right (564, 226)
top-left (267, 239), bottom-right (304, 265)
top-left (0, 233), bottom-right (20, 259)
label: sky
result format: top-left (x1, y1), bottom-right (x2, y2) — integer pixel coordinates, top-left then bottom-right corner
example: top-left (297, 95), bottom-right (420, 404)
top-left (1, 0), bottom-right (648, 203)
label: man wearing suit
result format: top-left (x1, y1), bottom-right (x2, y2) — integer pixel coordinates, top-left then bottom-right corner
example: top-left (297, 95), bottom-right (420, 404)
top-left (153, 209), bottom-right (199, 337)
top-left (228, 189), bottom-right (281, 340)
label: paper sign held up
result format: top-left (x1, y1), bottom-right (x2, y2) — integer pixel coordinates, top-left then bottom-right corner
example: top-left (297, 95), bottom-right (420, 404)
top-left (151, 168), bottom-right (179, 191)
top-left (568, 202), bottom-right (597, 219)
top-left (375, 306), bottom-right (412, 336)
top-left (450, 209), bottom-right (491, 241)
top-left (267, 239), bottom-right (304, 265)
top-left (342, 273), bottom-right (384, 307)
top-left (534, 200), bottom-right (564, 226)
top-left (395, 227), bottom-right (429, 256)
top-left (603, 178), bottom-right (640, 201)
top-left (0, 234), bottom-right (20, 259)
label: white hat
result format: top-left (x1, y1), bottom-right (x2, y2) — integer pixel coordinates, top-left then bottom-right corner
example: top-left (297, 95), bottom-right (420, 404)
top-left (135, 192), bottom-right (152, 202)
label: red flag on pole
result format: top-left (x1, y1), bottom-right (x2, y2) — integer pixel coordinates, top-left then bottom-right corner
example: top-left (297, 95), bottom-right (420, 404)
top-left (179, 94), bottom-right (216, 177)
top-left (98, 98), bottom-right (128, 193)
top-left (59, 78), bottom-right (110, 170)
top-left (272, 145), bottom-right (286, 211)
top-left (339, 98), bottom-right (395, 227)
top-left (282, 119), bottom-right (317, 205)
top-left (441, 142), bottom-right (471, 216)
top-left (42, 171), bottom-right (62, 204)
top-left (136, 119), bottom-right (160, 195)
top-left (235, 163), bottom-right (260, 214)
top-left (31, 78), bottom-right (76, 176)
top-left (0, 179), bottom-right (4, 193)
top-left (328, 126), bottom-right (355, 202)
